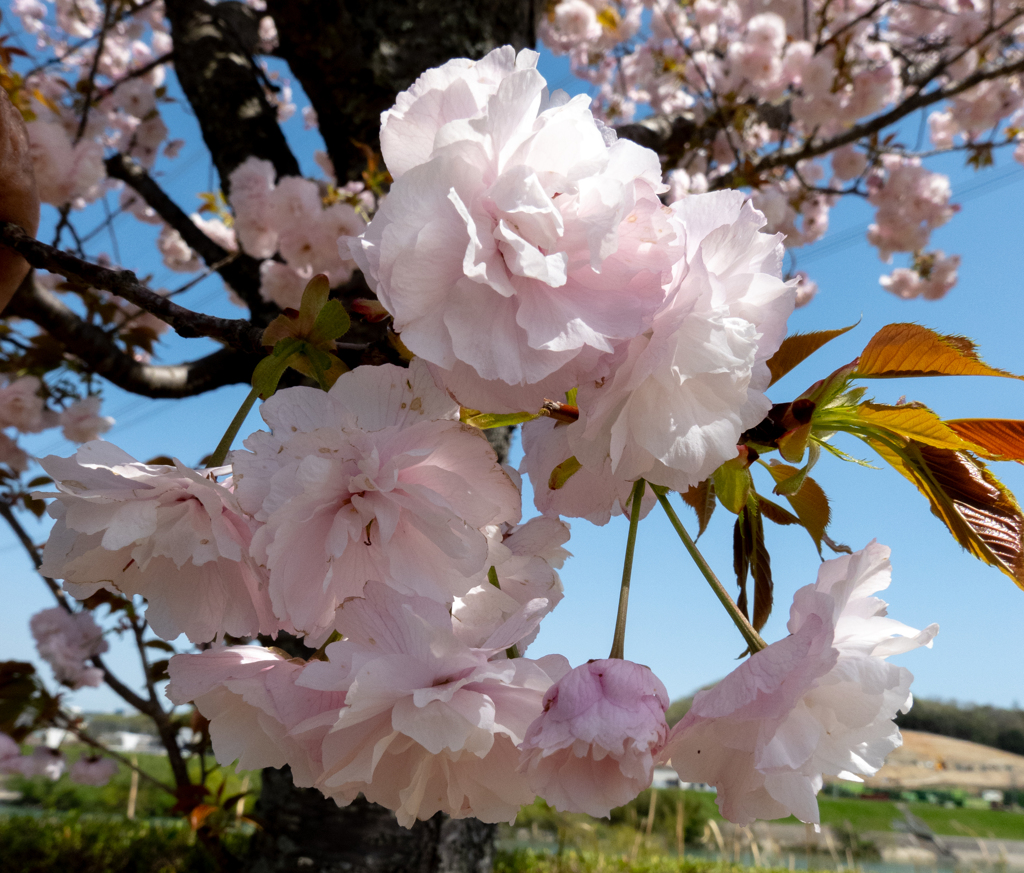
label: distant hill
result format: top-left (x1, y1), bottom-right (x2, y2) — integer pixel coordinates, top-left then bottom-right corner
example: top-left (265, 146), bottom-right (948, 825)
top-left (896, 698), bottom-right (1024, 756)
top-left (666, 692), bottom-right (1024, 757)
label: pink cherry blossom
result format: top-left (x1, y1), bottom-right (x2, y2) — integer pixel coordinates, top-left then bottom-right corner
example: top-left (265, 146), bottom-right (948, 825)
top-left (352, 46), bottom-right (681, 412)
top-left (519, 659), bottom-right (670, 817)
top-left (16, 746), bottom-right (65, 780)
top-left (452, 515), bottom-right (570, 652)
top-left (0, 734), bottom-right (22, 774)
top-left (295, 582), bottom-right (569, 826)
top-left (519, 416), bottom-right (656, 526)
top-left (38, 441), bottom-right (276, 644)
top-left (70, 755), bottom-right (118, 786)
top-left (167, 646), bottom-right (344, 787)
top-left (30, 607), bottom-right (107, 689)
top-left (0, 375), bottom-right (47, 432)
top-left (59, 396), bottom-right (114, 443)
top-left (232, 360), bottom-right (522, 642)
top-left (568, 191), bottom-right (794, 494)
top-left (659, 542), bottom-right (938, 825)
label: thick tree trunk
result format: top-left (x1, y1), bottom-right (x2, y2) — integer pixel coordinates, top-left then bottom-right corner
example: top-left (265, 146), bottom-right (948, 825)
top-left (247, 769), bottom-right (497, 873)
top-left (266, 0), bottom-right (536, 181)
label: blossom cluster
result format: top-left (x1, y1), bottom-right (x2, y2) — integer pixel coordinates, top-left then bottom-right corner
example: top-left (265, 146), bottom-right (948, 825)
top-left (29, 606), bottom-right (107, 689)
top-left (0, 375), bottom-right (113, 473)
top-left (34, 47), bottom-right (938, 829)
top-left (0, 732), bottom-right (117, 786)
top-left (535, 0), bottom-right (1024, 297)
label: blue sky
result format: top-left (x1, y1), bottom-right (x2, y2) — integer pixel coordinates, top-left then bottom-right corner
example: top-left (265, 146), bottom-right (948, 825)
top-left (2, 45), bottom-right (1022, 714)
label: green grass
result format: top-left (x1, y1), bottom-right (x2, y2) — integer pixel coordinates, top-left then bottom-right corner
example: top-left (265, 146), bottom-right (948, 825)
top-left (767, 797), bottom-right (1024, 840)
top-left (495, 849), bottom-right (802, 873)
top-left (0, 812), bottom-right (250, 873)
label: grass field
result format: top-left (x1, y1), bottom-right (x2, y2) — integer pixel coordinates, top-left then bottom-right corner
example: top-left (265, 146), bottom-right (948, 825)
top-left (784, 797), bottom-right (1024, 840)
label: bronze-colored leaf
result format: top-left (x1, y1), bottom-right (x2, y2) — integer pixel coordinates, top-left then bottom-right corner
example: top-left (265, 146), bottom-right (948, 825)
top-left (946, 419), bottom-right (1024, 463)
top-left (765, 462), bottom-right (832, 555)
top-left (757, 495), bottom-right (800, 526)
top-left (766, 323), bottom-right (859, 387)
top-left (681, 478), bottom-right (715, 537)
top-left (868, 438), bottom-right (1024, 590)
top-left (855, 323), bottom-right (1023, 381)
top-left (858, 402), bottom-right (978, 451)
top-left (733, 503), bottom-right (773, 631)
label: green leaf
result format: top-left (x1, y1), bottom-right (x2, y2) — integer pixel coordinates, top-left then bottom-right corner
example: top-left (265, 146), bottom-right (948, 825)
top-left (712, 450), bottom-right (754, 515)
top-left (681, 478), bottom-right (715, 538)
top-left (855, 323), bottom-right (1024, 381)
top-left (461, 410), bottom-right (540, 429)
top-left (548, 455), bottom-right (582, 491)
top-left (311, 299), bottom-right (351, 343)
top-left (766, 322), bottom-right (859, 387)
top-left (251, 337), bottom-right (303, 399)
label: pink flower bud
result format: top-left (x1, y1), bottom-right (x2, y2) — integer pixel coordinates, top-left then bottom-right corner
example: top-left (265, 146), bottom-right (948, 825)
top-left (519, 658), bottom-right (669, 817)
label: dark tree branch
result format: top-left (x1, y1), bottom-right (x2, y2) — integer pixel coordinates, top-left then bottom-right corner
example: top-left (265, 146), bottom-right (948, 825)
top-left (0, 222), bottom-right (264, 353)
top-left (7, 273), bottom-right (258, 398)
top-left (266, 0), bottom-right (536, 182)
top-left (164, 0), bottom-right (300, 189)
top-left (104, 153), bottom-right (273, 320)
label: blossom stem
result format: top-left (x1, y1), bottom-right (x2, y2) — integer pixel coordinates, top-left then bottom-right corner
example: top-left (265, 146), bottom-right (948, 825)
top-left (652, 485), bottom-right (766, 653)
top-left (207, 385), bottom-right (259, 468)
top-left (610, 479), bottom-right (646, 660)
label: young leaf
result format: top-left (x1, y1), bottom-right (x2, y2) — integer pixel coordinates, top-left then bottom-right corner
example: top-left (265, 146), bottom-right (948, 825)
top-left (681, 478), bottom-right (716, 538)
top-left (766, 322), bottom-right (859, 387)
top-left (857, 402), bottom-right (980, 451)
top-left (946, 419), bottom-right (1024, 463)
top-left (462, 410), bottom-right (540, 429)
top-left (757, 495), bottom-right (800, 526)
top-left (732, 502), bottom-right (773, 631)
top-left (765, 462), bottom-right (832, 555)
top-left (548, 455), bottom-right (582, 490)
top-left (713, 448), bottom-right (755, 514)
top-left (867, 438), bottom-right (1024, 591)
top-left (855, 323), bottom-right (1024, 381)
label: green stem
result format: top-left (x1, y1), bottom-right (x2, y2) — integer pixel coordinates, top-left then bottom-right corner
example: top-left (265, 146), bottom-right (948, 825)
top-left (207, 385), bottom-right (259, 469)
top-left (610, 479), bottom-right (646, 660)
top-left (653, 485), bottom-right (767, 654)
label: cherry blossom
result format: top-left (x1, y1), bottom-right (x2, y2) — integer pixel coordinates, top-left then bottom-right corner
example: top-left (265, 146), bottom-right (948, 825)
top-left (69, 755), bottom-right (119, 786)
top-left (352, 46), bottom-right (681, 412)
top-left (29, 607), bottom-right (107, 689)
top-left (520, 659), bottom-right (670, 817)
top-left (38, 442), bottom-right (276, 644)
top-left (568, 191), bottom-right (794, 494)
top-left (659, 542), bottom-right (938, 825)
top-left (167, 646), bottom-right (345, 788)
top-left (232, 360), bottom-right (521, 641)
top-left (295, 582), bottom-right (569, 826)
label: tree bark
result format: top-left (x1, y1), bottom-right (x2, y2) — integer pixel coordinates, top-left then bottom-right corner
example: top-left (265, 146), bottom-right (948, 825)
top-left (248, 769), bottom-right (496, 873)
top-left (266, 0), bottom-right (536, 181)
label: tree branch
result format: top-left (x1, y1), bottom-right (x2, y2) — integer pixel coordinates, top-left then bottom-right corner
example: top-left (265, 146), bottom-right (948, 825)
top-left (0, 222), bottom-right (264, 353)
top-left (164, 0), bottom-right (300, 189)
top-left (104, 153), bottom-right (272, 319)
top-left (7, 272), bottom-right (258, 398)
